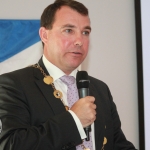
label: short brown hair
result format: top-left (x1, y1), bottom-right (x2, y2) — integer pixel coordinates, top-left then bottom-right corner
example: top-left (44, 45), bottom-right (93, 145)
top-left (40, 0), bottom-right (89, 29)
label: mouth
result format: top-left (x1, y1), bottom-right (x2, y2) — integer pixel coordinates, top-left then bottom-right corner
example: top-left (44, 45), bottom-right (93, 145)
top-left (72, 51), bottom-right (82, 55)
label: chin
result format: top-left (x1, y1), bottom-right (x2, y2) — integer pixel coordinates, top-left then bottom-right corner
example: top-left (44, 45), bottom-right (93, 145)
top-left (65, 59), bottom-right (82, 69)
top-left (70, 62), bottom-right (80, 68)
top-left (66, 64), bottom-right (79, 72)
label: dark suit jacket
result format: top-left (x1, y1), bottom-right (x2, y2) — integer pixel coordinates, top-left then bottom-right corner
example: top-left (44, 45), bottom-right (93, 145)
top-left (0, 58), bottom-right (136, 150)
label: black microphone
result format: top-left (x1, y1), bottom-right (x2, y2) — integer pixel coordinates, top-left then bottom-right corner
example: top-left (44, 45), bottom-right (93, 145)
top-left (76, 71), bottom-right (91, 141)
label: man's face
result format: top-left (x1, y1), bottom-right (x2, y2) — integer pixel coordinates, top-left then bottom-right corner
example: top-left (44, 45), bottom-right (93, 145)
top-left (40, 6), bottom-right (91, 74)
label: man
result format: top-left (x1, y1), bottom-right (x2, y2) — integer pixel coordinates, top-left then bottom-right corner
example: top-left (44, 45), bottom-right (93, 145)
top-left (0, 0), bottom-right (137, 149)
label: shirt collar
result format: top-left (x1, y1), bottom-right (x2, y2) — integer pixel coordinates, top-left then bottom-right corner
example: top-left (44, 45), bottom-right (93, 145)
top-left (42, 55), bottom-right (78, 81)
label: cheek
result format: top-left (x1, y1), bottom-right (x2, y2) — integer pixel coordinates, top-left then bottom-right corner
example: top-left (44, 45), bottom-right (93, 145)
top-left (61, 38), bottom-right (72, 49)
top-left (83, 39), bottom-right (89, 51)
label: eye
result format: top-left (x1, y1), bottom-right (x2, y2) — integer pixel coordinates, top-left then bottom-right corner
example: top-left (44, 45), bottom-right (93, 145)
top-left (82, 31), bottom-right (90, 36)
top-left (65, 29), bottom-right (73, 33)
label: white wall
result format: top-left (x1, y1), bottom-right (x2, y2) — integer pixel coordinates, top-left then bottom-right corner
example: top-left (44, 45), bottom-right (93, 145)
top-left (0, 0), bottom-right (139, 149)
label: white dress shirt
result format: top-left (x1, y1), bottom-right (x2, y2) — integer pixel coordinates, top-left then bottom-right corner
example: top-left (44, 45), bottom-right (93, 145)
top-left (42, 55), bottom-right (95, 150)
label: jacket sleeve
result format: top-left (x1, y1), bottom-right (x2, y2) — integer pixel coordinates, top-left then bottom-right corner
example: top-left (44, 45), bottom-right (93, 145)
top-left (106, 85), bottom-right (137, 150)
top-left (88, 76), bottom-right (137, 149)
top-left (0, 73), bottom-right (81, 150)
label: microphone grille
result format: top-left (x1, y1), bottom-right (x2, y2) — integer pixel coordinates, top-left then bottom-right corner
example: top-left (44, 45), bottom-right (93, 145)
top-left (76, 71), bottom-right (89, 89)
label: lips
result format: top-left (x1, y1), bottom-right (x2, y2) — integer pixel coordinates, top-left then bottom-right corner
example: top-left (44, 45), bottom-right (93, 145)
top-left (71, 52), bottom-right (83, 57)
top-left (73, 52), bottom-right (81, 54)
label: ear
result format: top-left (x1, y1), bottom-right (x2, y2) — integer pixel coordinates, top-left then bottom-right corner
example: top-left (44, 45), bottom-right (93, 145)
top-left (39, 27), bottom-right (48, 45)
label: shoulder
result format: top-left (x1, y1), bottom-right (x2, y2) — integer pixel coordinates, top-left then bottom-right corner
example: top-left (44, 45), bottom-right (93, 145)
top-left (1, 65), bottom-right (34, 74)
top-left (89, 75), bottom-right (109, 89)
top-left (88, 75), bottom-right (113, 100)
top-left (0, 65), bottom-right (40, 85)
top-left (0, 66), bottom-right (33, 78)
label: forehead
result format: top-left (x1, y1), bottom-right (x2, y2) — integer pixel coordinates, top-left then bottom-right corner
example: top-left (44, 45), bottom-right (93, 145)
top-left (53, 6), bottom-right (91, 28)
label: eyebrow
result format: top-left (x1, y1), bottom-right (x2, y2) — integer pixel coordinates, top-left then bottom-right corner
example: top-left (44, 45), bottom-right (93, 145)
top-left (61, 24), bottom-right (91, 31)
top-left (84, 26), bottom-right (91, 31)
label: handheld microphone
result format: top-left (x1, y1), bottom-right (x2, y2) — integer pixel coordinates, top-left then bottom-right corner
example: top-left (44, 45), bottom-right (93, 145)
top-left (76, 71), bottom-right (91, 141)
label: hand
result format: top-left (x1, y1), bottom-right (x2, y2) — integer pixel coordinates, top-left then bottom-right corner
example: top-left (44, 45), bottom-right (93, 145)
top-left (70, 96), bottom-right (96, 128)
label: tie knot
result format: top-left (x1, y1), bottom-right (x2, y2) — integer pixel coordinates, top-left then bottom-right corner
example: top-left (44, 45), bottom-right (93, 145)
top-left (60, 75), bottom-right (75, 85)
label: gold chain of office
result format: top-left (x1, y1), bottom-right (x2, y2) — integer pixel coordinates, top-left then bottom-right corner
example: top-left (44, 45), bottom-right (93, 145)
top-left (31, 64), bottom-right (70, 111)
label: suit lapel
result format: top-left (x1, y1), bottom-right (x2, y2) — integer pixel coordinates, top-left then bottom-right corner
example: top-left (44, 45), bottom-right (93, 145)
top-left (89, 83), bottom-right (105, 149)
top-left (33, 58), bottom-right (66, 115)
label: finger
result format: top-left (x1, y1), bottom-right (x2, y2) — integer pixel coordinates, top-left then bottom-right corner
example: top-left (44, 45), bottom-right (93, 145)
top-left (83, 96), bottom-right (95, 103)
top-left (91, 103), bottom-right (97, 109)
top-left (88, 115), bottom-right (96, 123)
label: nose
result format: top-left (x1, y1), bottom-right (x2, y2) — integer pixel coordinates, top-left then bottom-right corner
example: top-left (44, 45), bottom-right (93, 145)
top-left (74, 34), bottom-right (83, 47)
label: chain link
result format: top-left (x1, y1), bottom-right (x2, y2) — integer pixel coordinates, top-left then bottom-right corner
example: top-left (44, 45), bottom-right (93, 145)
top-left (31, 64), bottom-right (68, 110)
